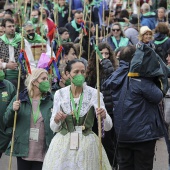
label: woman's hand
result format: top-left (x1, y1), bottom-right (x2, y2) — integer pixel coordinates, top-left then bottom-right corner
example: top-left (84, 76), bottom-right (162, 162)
top-left (96, 108), bottom-right (106, 119)
top-left (13, 100), bottom-right (20, 111)
top-left (54, 111), bottom-right (67, 124)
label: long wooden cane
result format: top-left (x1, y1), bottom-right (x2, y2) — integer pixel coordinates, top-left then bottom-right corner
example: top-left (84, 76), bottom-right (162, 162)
top-left (8, 21), bottom-right (25, 170)
top-left (88, 6), bottom-right (92, 61)
top-left (96, 24), bottom-right (102, 170)
top-left (68, 0), bottom-right (72, 22)
top-left (40, 0), bottom-right (45, 51)
top-left (137, 0), bottom-right (140, 31)
top-left (30, 0), bottom-right (33, 20)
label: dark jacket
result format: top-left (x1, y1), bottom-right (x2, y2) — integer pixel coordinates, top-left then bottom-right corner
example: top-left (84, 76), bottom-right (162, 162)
top-left (65, 22), bottom-right (81, 42)
top-left (0, 80), bottom-right (16, 153)
top-left (153, 33), bottom-right (170, 63)
top-left (104, 61), bottom-right (164, 142)
top-left (100, 59), bottom-right (114, 115)
top-left (3, 89), bottom-right (54, 157)
top-left (141, 12), bottom-right (156, 30)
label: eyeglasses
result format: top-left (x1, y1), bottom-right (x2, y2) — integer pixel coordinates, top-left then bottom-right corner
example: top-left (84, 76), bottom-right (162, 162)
top-left (112, 29), bottom-right (120, 32)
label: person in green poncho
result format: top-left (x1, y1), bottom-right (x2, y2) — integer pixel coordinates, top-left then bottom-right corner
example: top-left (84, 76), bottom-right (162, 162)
top-left (0, 18), bottom-right (35, 91)
top-left (0, 61), bottom-right (16, 159)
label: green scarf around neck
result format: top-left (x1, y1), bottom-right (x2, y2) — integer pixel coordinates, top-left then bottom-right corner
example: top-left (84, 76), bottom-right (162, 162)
top-left (71, 20), bottom-right (82, 32)
top-left (154, 37), bottom-right (168, 45)
top-left (111, 36), bottom-right (129, 50)
top-left (54, 3), bottom-right (65, 18)
top-left (27, 33), bottom-right (46, 44)
top-left (0, 33), bottom-right (21, 48)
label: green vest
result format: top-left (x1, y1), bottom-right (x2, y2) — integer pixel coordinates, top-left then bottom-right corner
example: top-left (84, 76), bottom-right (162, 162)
top-left (60, 107), bottom-right (94, 136)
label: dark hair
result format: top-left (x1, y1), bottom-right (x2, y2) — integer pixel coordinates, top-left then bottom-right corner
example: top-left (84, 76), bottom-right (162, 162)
top-left (155, 22), bottom-right (169, 35)
top-left (86, 42), bottom-right (116, 87)
top-left (167, 48), bottom-right (170, 55)
top-left (65, 59), bottom-right (85, 73)
top-left (32, 9), bottom-right (41, 16)
top-left (62, 42), bottom-right (77, 55)
top-left (74, 10), bottom-right (83, 16)
top-left (119, 9), bottom-right (129, 19)
top-left (119, 45), bottom-right (136, 62)
top-left (85, 21), bottom-right (94, 35)
top-left (58, 27), bottom-right (68, 35)
top-left (1, 18), bottom-right (14, 27)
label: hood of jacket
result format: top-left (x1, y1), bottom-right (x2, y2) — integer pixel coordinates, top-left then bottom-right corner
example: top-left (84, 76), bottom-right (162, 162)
top-left (154, 32), bottom-right (167, 41)
top-left (103, 60), bottom-right (129, 91)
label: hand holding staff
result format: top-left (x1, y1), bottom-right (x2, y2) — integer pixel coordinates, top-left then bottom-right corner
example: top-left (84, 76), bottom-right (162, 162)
top-left (96, 24), bottom-right (102, 170)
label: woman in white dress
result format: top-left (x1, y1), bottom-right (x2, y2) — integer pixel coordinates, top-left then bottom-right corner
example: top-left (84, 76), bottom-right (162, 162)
top-left (42, 59), bottom-right (113, 170)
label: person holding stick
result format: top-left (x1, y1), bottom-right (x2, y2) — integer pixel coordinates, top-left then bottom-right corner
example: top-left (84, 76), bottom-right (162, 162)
top-left (3, 68), bottom-right (54, 170)
top-left (42, 59), bottom-right (112, 170)
top-left (0, 60), bottom-right (16, 159)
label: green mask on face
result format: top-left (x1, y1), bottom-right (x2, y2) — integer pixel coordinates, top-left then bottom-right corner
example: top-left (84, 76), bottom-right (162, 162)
top-left (0, 70), bottom-right (5, 81)
top-left (65, 78), bottom-right (71, 86)
top-left (39, 81), bottom-right (50, 93)
top-left (71, 74), bottom-right (85, 87)
top-left (31, 17), bottom-right (39, 23)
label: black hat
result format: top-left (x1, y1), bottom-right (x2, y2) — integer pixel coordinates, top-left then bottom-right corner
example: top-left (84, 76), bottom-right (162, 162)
top-left (129, 14), bottom-right (138, 24)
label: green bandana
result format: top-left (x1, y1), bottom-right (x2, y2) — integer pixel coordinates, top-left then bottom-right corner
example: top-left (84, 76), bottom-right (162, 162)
top-left (0, 33), bottom-right (21, 48)
top-left (154, 37), bottom-right (169, 45)
top-left (54, 3), bottom-right (65, 18)
top-left (71, 20), bottom-right (82, 32)
top-left (111, 36), bottom-right (129, 50)
top-left (27, 33), bottom-right (46, 43)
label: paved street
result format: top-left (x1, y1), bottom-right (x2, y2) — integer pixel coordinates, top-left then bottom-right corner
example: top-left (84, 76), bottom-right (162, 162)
top-left (0, 138), bottom-right (169, 170)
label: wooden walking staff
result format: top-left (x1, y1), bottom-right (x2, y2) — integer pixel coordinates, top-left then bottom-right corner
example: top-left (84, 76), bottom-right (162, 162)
top-left (8, 2), bottom-right (27, 169)
top-left (30, 0), bottom-right (33, 20)
top-left (88, 6), bottom-right (92, 61)
top-left (137, 0), bottom-right (140, 31)
top-left (40, 0), bottom-right (45, 51)
top-left (68, 0), bottom-right (72, 22)
top-left (96, 24), bottom-right (102, 170)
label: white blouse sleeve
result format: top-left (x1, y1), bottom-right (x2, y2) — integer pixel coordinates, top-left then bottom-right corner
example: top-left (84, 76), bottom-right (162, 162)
top-left (92, 92), bottom-right (113, 131)
top-left (50, 90), bottom-right (62, 133)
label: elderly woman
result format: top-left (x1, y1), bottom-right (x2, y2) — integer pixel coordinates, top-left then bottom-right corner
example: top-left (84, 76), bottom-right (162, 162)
top-left (153, 22), bottom-right (170, 64)
top-left (103, 22), bottom-right (129, 51)
top-left (3, 68), bottom-right (54, 170)
top-left (42, 59), bottom-right (113, 170)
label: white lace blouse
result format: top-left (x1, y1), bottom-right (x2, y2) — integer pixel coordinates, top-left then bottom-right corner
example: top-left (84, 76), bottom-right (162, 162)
top-left (50, 84), bottom-right (113, 133)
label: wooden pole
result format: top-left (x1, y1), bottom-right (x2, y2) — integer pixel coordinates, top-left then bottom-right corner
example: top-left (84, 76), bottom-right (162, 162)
top-left (40, 0), bottom-right (45, 51)
top-left (88, 6), bottom-right (92, 61)
top-left (137, 0), bottom-right (140, 31)
top-left (8, 2), bottom-right (26, 169)
top-left (30, 0), bottom-right (33, 20)
top-left (96, 24), bottom-right (102, 170)
top-left (68, 0), bottom-right (72, 22)
top-left (103, 1), bottom-right (105, 40)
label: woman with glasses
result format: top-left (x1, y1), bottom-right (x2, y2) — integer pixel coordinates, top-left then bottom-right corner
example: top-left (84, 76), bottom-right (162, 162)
top-left (103, 22), bottom-right (129, 51)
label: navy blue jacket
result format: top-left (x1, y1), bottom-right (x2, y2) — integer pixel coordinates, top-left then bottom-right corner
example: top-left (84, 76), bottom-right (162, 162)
top-left (103, 60), bottom-right (164, 143)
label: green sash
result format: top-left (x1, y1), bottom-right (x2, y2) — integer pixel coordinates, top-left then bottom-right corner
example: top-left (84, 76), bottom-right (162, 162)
top-left (54, 4), bottom-right (65, 18)
top-left (111, 36), bottom-right (129, 50)
top-left (71, 20), bottom-right (82, 32)
top-left (154, 37), bottom-right (169, 45)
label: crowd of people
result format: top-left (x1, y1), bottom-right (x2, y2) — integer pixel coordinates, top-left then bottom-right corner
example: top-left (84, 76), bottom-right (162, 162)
top-left (0, 0), bottom-right (170, 170)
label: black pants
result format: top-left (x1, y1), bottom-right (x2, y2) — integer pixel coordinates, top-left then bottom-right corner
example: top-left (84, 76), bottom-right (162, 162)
top-left (92, 115), bottom-right (118, 167)
top-left (17, 157), bottom-right (43, 170)
top-left (117, 140), bottom-right (157, 170)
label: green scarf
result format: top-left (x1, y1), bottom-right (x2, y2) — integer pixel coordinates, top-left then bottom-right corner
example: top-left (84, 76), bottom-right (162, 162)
top-left (27, 33), bottom-right (46, 43)
top-left (111, 36), bottom-right (129, 50)
top-left (154, 37), bottom-right (169, 45)
top-left (71, 20), bottom-right (82, 32)
top-left (54, 4), bottom-right (65, 18)
top-left (0, 33), bottom-right (21, 48)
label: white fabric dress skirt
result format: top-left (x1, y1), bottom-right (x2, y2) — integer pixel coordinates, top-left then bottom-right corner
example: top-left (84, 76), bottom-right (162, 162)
top-left (42, 132), bottom-right (112, 170)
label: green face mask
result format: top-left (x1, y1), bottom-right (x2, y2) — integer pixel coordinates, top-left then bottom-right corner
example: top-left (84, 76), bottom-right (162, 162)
top-left (65, 78), bottom-right (71, 86)
top-left (31, 17), bottom-right (39, 23)
top-left (0, 70), bottom-right (5, 81)
top-left (39, 81), bottom-right (50, 93)
top-left (71, 74), bottom-right (85, 87)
